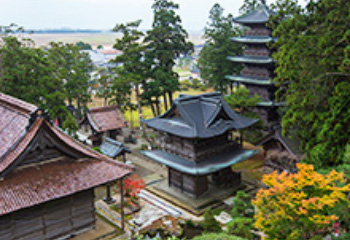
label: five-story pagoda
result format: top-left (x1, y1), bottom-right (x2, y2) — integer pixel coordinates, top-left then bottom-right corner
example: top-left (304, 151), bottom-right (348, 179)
top-left (227, 2), bottom-right (302, 158)
top-left (141, 93), bottom-right (258, 199)
top-left (226, 3), bottom-right (281, 126)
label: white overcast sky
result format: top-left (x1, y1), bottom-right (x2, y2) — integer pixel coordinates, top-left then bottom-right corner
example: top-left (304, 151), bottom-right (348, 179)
top-left (0, 0), bottom-right (303, 31)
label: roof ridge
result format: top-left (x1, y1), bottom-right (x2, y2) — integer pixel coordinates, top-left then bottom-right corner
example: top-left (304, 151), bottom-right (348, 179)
top-left (89, 104), bottom-right (119, 113)
top-left (0, 92), bottom-right (37, 116)
top-left (0, 118), bottom-right (43, 174)
top-left (50, 122), bottom-right (134, 171)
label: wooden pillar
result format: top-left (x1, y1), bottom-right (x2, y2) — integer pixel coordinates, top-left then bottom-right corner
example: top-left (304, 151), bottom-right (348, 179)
top-left (230, 82), bottom-right (233, 94)
top-left (103, 183), bottom-right (115, 204)
top-left (168, 168), bottom-right (171, 186)
top-left (240, 130), bottom-right (244, 147)
top-left (122, 153), bottom-right (126, 163)
top-left (120, 177), bottom-right (125, 231)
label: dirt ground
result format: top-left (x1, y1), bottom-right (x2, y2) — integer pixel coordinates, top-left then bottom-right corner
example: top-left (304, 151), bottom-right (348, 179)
top-left (70, 216), bottom-right (121, 240)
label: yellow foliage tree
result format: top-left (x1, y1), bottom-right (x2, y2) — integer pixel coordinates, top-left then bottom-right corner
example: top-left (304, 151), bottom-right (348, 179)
top-left (253, 163), bottom-right (350, 240)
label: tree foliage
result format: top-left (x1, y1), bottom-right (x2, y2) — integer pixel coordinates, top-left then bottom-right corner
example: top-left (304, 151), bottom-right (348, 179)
top-left (226, 191), bottom-right (255, 240)
top-left (144, 0), bottom-right (193, 112)
top-left (224, 87), bottom-right (261, 118)
top-left (197, 3), bottom-right (242, 93)
top-left (75, 41), bottom-right (92, 50)
top-left (202, 209), bottom-right (221, 233)
top-left (192, 233), bottom-right (243, 240)
top-left (112, 20), bottom-right (146, 117)
top-left (272, 0), bottom-right (350, 168)
top-left (47, 42), bottom-right (93, 120)
top-left (94, 68), bottom-right (113, 106)
top-left (0, 32), bottom-right (92, 133)
top-left (253, 163), bottom-right (350, 239)
top-left (0, 36), bottom-right (66, 121)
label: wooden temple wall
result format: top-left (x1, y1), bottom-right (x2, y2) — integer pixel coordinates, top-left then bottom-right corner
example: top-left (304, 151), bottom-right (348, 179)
top-left (211, 167), bottom-right (241, 188)
top-left (0, 189), bottom-right (95, 240)
top-left (169, 168), bottom-right (208, 198)
top-left (243, 46), bottom-right (270, 57)
top-left (251, 107), bottom-right (279, 126)
top-left (245, 84), bottom-right (272, 100)
top-left (246, 26), bottom-right (271, 36)
top-left (161, 133), bottom-right (239, 162)
top-left (241, 65), bottom-right (270, 78)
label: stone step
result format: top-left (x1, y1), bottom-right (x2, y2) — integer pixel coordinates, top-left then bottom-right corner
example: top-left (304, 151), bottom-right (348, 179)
top-left (139, 190), bottom-right (182, 217)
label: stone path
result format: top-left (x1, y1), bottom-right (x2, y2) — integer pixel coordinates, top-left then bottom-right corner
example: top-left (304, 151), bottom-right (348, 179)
top-left (139, 190), bottom-right (182, 217)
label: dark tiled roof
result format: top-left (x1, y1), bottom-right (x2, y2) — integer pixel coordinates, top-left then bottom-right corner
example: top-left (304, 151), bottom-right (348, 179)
top-left (142, 92), bottom-right (258, 138)
top-left (100, 137), bottom-right (131, 158)
top-left (85, 105), bottom-right (127, 132)
top-left (234, 4), bottom-right (275, 24)
top-left (141, 149), bottom-right (258, 175)
top-left (0, 92), bottom-right (134, 216)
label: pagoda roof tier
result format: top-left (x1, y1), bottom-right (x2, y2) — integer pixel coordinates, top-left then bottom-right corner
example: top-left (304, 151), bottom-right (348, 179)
top-left (141, 149), bottom-right (258, 175)
top-left (234, 4), bottom-right (275, 24)
top-left (257, 100), bottom-right (286, 107)
top-left (226, 75), bottom-right (273, 85)
top-left (227, 56), bottom-right (274, 64)
top-left (230, 36), bottom-right (276, 44)
top-left (142, 92), bottom-right (258, 139)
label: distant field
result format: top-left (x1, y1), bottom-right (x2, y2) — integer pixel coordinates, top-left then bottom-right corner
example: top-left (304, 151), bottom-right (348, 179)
top-left (20, 31), bottom-right (205, 48)
top-left (21, 33), bottom-right (120, 48)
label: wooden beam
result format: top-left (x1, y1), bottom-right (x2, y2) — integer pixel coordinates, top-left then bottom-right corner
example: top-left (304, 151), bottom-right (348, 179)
top-left (120, 178), bottom-right (125, 231)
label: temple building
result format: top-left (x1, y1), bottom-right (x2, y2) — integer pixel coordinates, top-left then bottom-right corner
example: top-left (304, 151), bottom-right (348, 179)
top-left (226, 3), bottom-right (301, 158)
top-left (0, 92), bottom-right (133, 240)
top-left (142, 93), bottom-right (258, 199)
top-left (226, 3), bottom-right (280, 126)
top-left (80, 105), bottom-right (127, 146)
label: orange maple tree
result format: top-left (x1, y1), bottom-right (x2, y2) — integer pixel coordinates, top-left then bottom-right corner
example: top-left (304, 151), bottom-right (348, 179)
top-left (253, 163), bottom-right (350, 239)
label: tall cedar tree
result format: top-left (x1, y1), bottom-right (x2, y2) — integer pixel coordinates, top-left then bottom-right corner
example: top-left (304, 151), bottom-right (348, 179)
top-left (112, 20), bottom-right (147, 119)
top-left (198, 3), bottom-right (242, 93)
top-left (272, 0), bottom-right (350, 168)
top-left (144, 0), bottom-right (193, 115)
top-left (47, 42), bottom-right (93, 120)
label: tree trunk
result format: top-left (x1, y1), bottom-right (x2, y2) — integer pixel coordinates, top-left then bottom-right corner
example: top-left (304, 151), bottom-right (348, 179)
top-left (155, 98), bottom-right (160, 116)
top-left (168, 91), bottom-right (173, 106)
top-left (76, 97), bottom-right (82, 120)
top-left (163, 91), bottom-right (168, 111)
top-left (104, 97), bottom-right (108, 106)
top-left (135, 85), bottom-right (143, 117)
top-left (135, 85), bottom-right (143, 131)
top-left (149, 99), bottom-right (156, 118)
